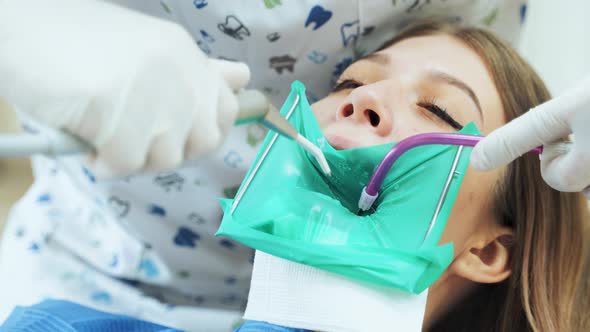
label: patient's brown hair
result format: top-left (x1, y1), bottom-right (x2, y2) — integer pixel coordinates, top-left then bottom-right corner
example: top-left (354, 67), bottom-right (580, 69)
top-left (379, 20), bottom-right (590, 332)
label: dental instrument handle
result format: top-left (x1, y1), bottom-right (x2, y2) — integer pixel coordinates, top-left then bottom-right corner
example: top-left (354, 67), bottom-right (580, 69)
top-left (0, 131), bottom-right (92, 157)
top-left (0, 89), bottom-right (269, 157)
top-left (0, 88), bottom-right (331, 174)
top-left (235, 89), bottom-right (301, 139)
top-left (234, 89), bottom-right (268, 125)
top-left (234, 89), bottom-right (298, 137)
top-left (358, 133), bottom-right (543, 211)
top-left (235, 89), bottom-right (331, 175)
top-left (261, 104), bottom-right (330, 175)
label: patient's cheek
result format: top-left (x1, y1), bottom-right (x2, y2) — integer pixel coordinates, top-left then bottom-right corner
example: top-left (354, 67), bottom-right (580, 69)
top-left (311, 97), bottom-right (341, 128)
top-left (439, 167), bottom-right (498, 252)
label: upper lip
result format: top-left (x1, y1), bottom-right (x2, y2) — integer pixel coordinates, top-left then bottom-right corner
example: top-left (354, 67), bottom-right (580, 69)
top-left (325, 135), bottom-right (359, 150)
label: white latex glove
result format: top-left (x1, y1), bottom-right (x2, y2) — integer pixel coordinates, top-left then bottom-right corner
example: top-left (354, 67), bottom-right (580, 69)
top-left (471, 76), bottom-right (590, 197)
top-left (0, 0), bottom-right (249, 177)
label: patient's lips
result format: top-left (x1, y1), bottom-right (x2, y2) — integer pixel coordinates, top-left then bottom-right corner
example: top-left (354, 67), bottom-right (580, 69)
top-left (326, 135), bottom-right (359, 150)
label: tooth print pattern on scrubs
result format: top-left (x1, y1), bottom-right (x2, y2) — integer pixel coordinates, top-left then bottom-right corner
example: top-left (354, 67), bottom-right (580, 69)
top-left (0, 0), bottom-right (527, 330)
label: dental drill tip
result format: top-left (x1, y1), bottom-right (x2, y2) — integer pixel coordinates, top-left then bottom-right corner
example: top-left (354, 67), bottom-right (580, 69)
top-left (313, 149), bottom-right (331, 176)
top-left (295, 134), bottom-right (331, 176)
top-left (317, 154), bottom-right (332, 176)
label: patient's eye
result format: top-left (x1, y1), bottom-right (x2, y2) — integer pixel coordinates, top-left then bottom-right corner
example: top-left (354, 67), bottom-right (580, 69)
top-left (332, 79), bottom-right (364, 92)
top-left (417, 101), bottom-right (463, 130)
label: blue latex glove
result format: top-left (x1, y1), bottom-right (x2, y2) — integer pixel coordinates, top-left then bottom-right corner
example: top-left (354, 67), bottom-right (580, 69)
top-left (471, 77), bottom-right (590, 198)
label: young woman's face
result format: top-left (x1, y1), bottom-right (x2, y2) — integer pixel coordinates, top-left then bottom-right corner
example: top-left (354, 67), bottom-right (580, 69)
top-left (311, 34), bottom-right (512, 326)
top-left (313, 34), bottom-right (505, 145)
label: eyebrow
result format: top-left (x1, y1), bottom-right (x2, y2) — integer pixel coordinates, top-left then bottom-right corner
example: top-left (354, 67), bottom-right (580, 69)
top-left (426, 70), bottom-right (483, 119)
top-left (357, 52), bottom-right (390, 66)
top-left (357, 54), bottom-right (484, 120)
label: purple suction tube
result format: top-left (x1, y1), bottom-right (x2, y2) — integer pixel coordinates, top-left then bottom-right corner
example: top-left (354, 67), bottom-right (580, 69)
top-left (364, 133), bottom-right (543, 197)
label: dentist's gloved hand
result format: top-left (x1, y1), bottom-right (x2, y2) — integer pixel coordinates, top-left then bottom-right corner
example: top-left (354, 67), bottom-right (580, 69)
top-left (471, 77), bottom-right (590, 197)
top-left (0, 0), bottom-right (250, 177)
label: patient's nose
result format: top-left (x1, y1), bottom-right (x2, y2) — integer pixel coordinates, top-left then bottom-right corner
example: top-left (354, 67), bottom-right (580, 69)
top-left (337, 88), bottom-right (393, 136)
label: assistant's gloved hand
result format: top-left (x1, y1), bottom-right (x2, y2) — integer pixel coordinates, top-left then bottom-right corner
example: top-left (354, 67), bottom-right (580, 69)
top-left (0, 0), bottom-right (250, 177)
top-left (471, 76), bottom-right (590, 197)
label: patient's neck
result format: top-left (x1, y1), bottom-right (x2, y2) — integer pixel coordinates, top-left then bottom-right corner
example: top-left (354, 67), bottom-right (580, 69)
top-left (423, 272), bottom-right (476, 331)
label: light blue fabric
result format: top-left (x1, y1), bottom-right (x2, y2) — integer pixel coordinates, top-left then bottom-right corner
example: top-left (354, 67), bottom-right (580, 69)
top-left (234, 320), bottom-right (311, 332)
top-left (1, 300), bottom-right (181, 332)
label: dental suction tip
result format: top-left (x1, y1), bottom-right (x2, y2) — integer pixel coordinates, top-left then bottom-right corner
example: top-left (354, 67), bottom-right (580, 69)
top-left (295, 134), bottom-right (331, 176)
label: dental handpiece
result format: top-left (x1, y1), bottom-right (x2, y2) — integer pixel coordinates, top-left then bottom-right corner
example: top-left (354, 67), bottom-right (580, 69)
top-left (235, 90), bottom-right (331, 176)
top-left (0, 90), bottom-right (331, 175)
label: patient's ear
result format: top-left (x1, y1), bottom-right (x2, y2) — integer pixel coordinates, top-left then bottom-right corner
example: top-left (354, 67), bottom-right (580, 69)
top-left (450, 225), bottom-right (514, 283)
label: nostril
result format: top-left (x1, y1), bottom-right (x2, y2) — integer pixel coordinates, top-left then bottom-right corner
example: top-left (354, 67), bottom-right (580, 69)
top-left (365, 109), bottom-right (380, 127)
top-left (341, 104), bottom-right (354, 117)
